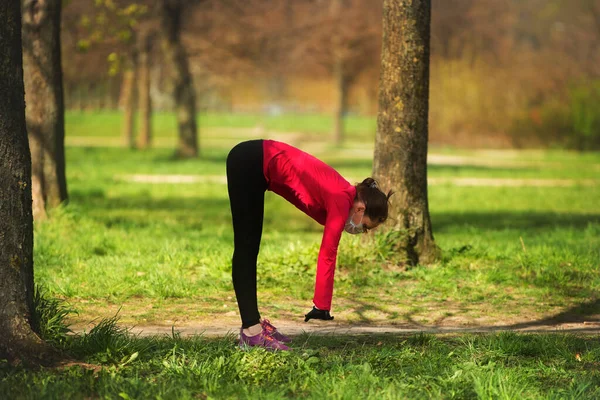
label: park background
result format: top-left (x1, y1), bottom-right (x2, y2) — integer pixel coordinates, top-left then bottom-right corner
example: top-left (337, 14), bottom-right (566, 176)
top-left (2, 0), bottom-right (600, 398)
top-left (64, 0), bottom-right (600, 150)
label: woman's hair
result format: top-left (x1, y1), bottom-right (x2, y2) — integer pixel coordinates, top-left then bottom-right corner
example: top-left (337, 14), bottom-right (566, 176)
top-left (355, 178), bottom-right (394, 224)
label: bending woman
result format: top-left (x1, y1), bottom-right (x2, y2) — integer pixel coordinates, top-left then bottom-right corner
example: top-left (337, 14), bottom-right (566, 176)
top-left (226, 139), bottom-right (392, 350)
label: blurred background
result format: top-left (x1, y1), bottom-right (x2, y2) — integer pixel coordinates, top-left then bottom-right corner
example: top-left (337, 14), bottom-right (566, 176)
top-left (62, 0), bottom-right (600, 150)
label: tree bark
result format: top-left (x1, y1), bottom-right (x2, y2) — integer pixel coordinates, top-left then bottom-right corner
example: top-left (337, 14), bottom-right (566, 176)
top-left (373, 0), bottom-right (440, 265)
top-left (0, 0), bottom-right (57, 366)
top-left (137, 33), bottom-right (153, 150)
top-left (159, 0), bottom-right (199, 158)
top-left (120, 54), bottom-right (137, 149)
top-left (22, 0), bottom-right (68, 220)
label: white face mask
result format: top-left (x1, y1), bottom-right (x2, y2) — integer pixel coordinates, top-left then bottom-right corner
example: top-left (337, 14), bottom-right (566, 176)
top-left (344, 212), bottom-right (364, 234)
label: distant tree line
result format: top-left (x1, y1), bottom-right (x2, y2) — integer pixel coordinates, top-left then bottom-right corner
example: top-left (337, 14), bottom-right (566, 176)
top-left (60, 0), bottom-right (600, 149)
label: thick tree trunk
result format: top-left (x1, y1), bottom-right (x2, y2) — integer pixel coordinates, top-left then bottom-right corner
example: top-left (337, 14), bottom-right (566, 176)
top-left (22, 0), bottom-right (68, 220)
top-left (137, 33), bottom-right (153, 150)
top-left (373, 0), bottom-right (440, 265)
top-left (0, 0), bottom-right (57, 366)
top-left (120, 54), bottom-right (137, 149)
top-left (159, 0), bottom-right (199, 158)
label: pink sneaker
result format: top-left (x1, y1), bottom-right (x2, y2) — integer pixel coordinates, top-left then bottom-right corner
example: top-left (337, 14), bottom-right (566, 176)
top-left (261, 319), bottom-right (292, 343)
top-left (239, 328), bottom-right (289, 351)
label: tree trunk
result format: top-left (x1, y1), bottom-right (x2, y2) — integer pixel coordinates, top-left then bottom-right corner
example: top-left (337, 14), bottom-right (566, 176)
top-left (120, 54), bottom-right (137, 149)
top-left (22, 0), bottom-right (68, 220)
top-left (137, 34), bottom-right (153, 150)
top-left (159, 0), bottom-right (199, 158)
top-left (0, 0), bottom-right (57, 366)
top-left (330, 0), bottom-right (346, 147)
top-left (372, 0), bottom-right (440, 265)
top-left (333, 56), bottom-right (347, 147)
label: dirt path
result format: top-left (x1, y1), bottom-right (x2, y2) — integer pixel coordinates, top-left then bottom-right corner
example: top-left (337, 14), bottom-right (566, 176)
top-left (70, 319), bottom-right (600, 338)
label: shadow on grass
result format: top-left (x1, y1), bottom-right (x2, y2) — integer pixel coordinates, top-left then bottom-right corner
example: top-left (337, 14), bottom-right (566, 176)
top-left (72, 192), bottom-right (230, 213)
top-left (68, 192), bottom-right (322, 233)
top-left (504, 298), bottom-right (600, 329)
top-left (69, 192), bottom-right (231, 232)
top-left (433, 211), bottom-right (600, 232)
top-left (73, 185), bottom-right (600, 232)
top-left (68, 146), bottom-right (229, 167)
top-left (428, 164), bottom-right (539, 174)
top-left (329, 303), bottom-right (600, 334)
top-left (340, 297), bottom-right (396, 325)
top-left (335, 295), bottom-right (600, 333)
top-left (153, 151), bottom-right (229, 164)
top-left (326, 158), bottom-right (537, 175)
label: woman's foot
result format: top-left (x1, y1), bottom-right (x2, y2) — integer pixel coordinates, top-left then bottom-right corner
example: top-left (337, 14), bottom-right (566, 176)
top-left (239, 327), bottom-right (289, 351)
top-left (261, 319), bottom-right (292, 343)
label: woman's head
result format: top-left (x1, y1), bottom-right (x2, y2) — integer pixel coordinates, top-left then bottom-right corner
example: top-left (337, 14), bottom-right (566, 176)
top-left (346, 178), bottom-right (394, 233)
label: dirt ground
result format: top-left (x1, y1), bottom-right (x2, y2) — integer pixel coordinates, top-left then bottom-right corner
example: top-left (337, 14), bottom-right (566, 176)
top-left (71, 319), bottom-right (600, 338)
top-left (70, 308), bottom-right (600, 338)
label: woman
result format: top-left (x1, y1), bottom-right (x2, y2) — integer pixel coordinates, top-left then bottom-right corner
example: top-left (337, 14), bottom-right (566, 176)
top-left (226, 139), bottom-right (393, 350)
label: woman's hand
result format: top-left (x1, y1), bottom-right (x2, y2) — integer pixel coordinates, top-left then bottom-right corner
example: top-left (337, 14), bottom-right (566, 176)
top-left (304, 306), bottom-right (334, 322)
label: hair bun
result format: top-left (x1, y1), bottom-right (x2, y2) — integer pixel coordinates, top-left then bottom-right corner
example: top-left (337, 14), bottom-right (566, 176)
top-left (356, 177), bottom-right (392, 223)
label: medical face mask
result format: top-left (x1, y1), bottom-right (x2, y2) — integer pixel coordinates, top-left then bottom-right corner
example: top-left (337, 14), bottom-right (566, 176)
top-left (344, 212), bottom-right (364, 234)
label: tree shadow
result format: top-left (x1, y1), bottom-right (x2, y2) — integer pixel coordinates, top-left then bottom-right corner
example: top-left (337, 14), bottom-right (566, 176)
top-left (68, 191), bottom-right (322, 234)
top-left (432, 211), bottom-right (600, 233)
top-left (337, 296), bottom-right (600, 334)
top-left (427, 164), bottom-right (539, 175)
top-left (69, 192), bottom-right (231, 231)
top-left (503, 298), bottom-right (600, 329)
top-left (332, 298), bottom-right (600, 334)
top-left (325, 158), bottom-right (538, 176)
top-left (152, 151), bottom-right (228, 164)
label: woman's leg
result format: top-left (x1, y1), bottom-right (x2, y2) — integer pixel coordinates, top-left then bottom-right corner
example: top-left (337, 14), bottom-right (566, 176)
top-left (226, 140), bottom-right (267, 329)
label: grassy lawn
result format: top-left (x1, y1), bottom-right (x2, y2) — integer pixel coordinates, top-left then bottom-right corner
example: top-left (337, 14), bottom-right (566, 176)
top-left (64, 110), bottom-right (377, 143)
top-left (2, 325), bottom-right (600, 399)
top-left (2, 111), bottom-right (599, 398)
top-left (38, 113), bottom-right (600, 327)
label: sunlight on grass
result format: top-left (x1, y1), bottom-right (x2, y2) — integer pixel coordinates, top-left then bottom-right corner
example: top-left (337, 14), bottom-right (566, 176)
top-left (30, 136), bottom-right (600, 329)
top-left (6, 113), bottom-right (600, 398)
top-left (3, 324), bottom-right (600, 398)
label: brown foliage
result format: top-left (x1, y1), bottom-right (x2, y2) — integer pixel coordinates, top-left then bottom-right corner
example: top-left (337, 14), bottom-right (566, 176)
top-left (60, 0), bottom-right (600, 147)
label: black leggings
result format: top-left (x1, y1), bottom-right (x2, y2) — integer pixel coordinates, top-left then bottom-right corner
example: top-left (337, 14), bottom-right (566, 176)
top-left (226, 140), bottom-right (267, 328)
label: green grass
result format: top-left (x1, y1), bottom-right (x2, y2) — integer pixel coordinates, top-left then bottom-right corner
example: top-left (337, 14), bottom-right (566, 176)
top-left (4, 301), bottom-right (600, 399)
top-left (4, 297), bottom-right (600, 398)
top-left (33, 137), bottom-right (600, 326)
top-left (5, 111), bottom-right (599, 398)
top-left (2, 315), bottom-right (600, 399)
top-left (65, 110), bottom-right (377, 141)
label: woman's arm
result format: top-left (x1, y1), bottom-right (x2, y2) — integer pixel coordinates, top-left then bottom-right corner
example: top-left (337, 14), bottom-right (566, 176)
top-left (312, 199), bottom-right (348, 310)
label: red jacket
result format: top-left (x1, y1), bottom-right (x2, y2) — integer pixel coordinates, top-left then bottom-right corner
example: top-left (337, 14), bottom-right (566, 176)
top-left (262, 140), bottom-right (356, 310)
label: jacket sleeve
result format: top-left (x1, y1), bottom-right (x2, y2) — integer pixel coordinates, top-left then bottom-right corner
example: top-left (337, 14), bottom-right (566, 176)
top-left (312, 199), bottom-right (348, 310)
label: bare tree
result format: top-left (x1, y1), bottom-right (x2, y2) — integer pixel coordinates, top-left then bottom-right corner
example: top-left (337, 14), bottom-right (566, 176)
top-left (22, 0), bottom-right (68, 220)
top-left (373, 0), bottom-right (440, 265)
top-left (0, 0), bottom-right (58, 366)
top-left (159, 0), bottom-right (199, 158)
top-left (184, 0), bottom-right (292, 100)
top-left (137, 30), bottom-right (154, 149)
top-left (290, 0), bottom-right (382, 145)
top-left (120, 51), bottom-right (138, 149)
top-left (330, 0), bottom-right (347, 146)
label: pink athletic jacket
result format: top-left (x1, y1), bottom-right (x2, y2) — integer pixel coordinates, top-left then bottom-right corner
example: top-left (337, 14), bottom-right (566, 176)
top-left (262, 140), bottom-right (356, 310)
